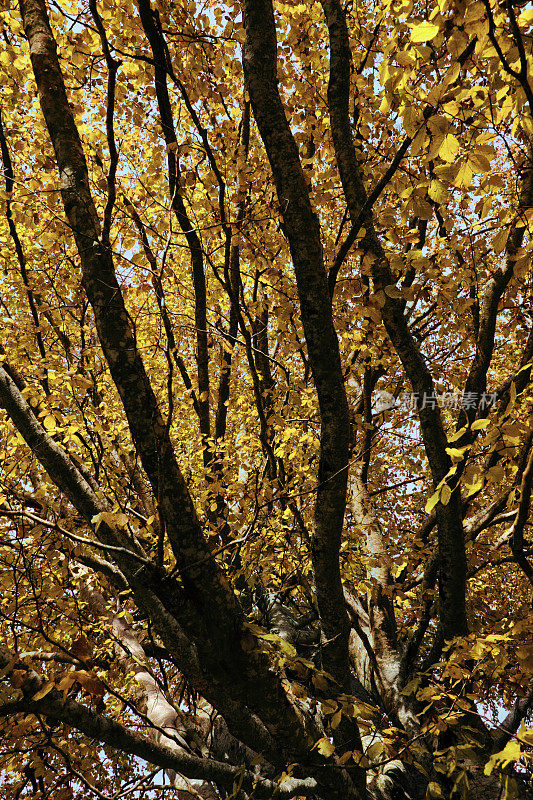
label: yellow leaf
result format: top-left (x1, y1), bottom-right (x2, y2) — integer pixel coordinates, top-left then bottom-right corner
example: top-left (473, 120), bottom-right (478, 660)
top-left (471, 418), bottom-right (489, 430)
top-left (402, 104), bottom-right (419, 136)
top-left (454, 161), bottom-right (473, 188)
top-left (439, 134), bottom-right (460, 163)
top-left (373, 289), bottom-right (386, 307)
top-left (397, 51), bottom-right (416, 67)
top-left (57, 674), bottom-right (76, 693)
top-left (448, 425), bottom-right (468, 443)
top-left (43, 415), bottom-right (56, 430)
top-left (402, 677), bottom-right (421, 695)
top-left (519, 9), bottom-right (533, 26)
top-left (384, 284), bottom-right (403, 299)
top-left (425, 488), bottom-right (441, 513)
top-left (351, 700), bottom-right (380, 721)
top-left (446, 446), bottom-right (469, 459)
top-left (379, 95), bottom-right (391, 115)
top-left (411, 22), bottom-right (440, 43)
top-left (367, 740), bottom-right (384, 760)
top-left (428, 179), bottom-right (448, 204)
top-left (492, 227), bottom-right (508, 254)
top-left (469, 152), bottom-right (491, 172)
top-left (412, 197), bottom-right (434, 219)
top-left (426, 782), bottom-right (444, 798)
top-left (32, 680), bottom-right (55, 701)
top-left (466, 475), bottom-right (484, 497)
top-left (489, 465), bottom-right (505, 482)
top-left (440, 485), bottom-right (452, 506)
top-left (91, 512), bottom-right (103, 530)
top-left (314, 737), bottom-right (335, 758)
top-left (331, 709), bottom-right (342, 729)
top-left (489, 738), bottom-right (521, 768)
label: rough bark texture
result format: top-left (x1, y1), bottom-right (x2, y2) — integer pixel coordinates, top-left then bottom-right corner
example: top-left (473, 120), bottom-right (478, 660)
top-left (0, 0), bottom-right (531, 798)
top-left (319, 0), bottom-right (467, 640)
top-left (242, 0), bottom-right (353, 697)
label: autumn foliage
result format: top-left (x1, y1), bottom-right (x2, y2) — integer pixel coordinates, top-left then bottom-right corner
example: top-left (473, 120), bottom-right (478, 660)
top-left (0, 0), bottom-right (533, 798)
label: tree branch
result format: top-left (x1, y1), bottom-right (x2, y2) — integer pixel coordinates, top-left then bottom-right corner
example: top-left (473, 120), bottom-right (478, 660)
top-left (509, 445), bottom-right (533, 588)
top-left (241, 0), bottom-right (354, 696)
top-left (0, 109), bottom-right (50, 394)
top-left (319, 0), bottom-right (467, 640)
top-left (19, 0), bottom-right (257, 671)
top-left (0, 647), bottom-right (315, 800)
top-left (459, 140), bottom-right (533, 428)
top-left (137, 0), bottom-right (211, 458)
top-left (492, 680), bottom-right (533, 752)
top-left (88, 0), bottom-right (120, 248)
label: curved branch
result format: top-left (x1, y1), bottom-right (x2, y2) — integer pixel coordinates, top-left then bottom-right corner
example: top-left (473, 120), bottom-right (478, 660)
top-left (460, 140), bottom-right (533, 428)
top-left (509, 446), bottom-right (533, 587)
top-left (319, 0), bottom-right (467, 640)
top-left (241, 0), bottom-right (353, 694)
top-left (137, 0), bottom-right (211, 457)
top-left (0, 647), bottom-right (315, 800)
top-left (492, 680), bottom-right (533, 752)
top-left (19, 1), bottom-right (268, 690)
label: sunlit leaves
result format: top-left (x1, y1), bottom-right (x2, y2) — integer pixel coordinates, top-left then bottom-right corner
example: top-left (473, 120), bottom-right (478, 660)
top-left (410, 22), bottom-right (440, 43)
top-left (314, 737), bottom-right (335, 758)
top-left (0, 0), bottom-right (532, 795)
top-left (439, 133), bottom-right (460, 163)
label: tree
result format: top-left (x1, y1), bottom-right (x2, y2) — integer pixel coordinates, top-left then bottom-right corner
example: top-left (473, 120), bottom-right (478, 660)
top-left (0, 0), bottom-right (532, 796)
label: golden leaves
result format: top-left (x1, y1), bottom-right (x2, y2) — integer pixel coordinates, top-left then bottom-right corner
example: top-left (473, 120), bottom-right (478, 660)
top-left (485, 739), bottom-right (522, 775)
top-left (1, 2), bottom-right (533, 796)
top-left (384, 284), bottom-right (404, 299)
top-left (31, 680), bottom-right (55, 700)
top-left (439, 133), bottom-right (460, 163)
top-left (440, 484), bottom-right (452, 506)
top-left (492, 226), bottom-right (509, 255)
top-left (410, 22), bottom-right (440, 43)
top-left (91, 511), bottom-right (130, 530)
top-left (466, 475), bottom-right (484, 497)
top-left (42, 414), bottom-right (57, 431)
top-left (425, 489), bottom-right (441, 514)
top-left (428, 179), bottom-right (448, 204)
top-left (57, 669), bottom-right (106, 701)
top-left (519, 9), bottom-right (533, 27)
top-left (314, 737), bottom-right (335, 758)
top-left (471, 418), bottom-right (490, 431)
top-left (426, 782), bottom-right (445, 798)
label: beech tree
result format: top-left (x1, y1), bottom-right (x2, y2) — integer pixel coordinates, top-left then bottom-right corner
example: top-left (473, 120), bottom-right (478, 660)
top-left (1, 0), bottom-right (533, 797)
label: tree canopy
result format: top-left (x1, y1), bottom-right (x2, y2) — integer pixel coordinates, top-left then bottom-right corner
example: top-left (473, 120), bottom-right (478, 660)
top-left (0, 0), bottom-right (533, 797)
